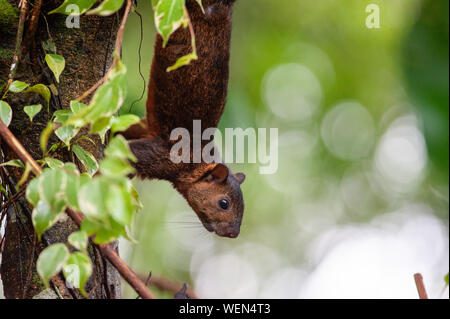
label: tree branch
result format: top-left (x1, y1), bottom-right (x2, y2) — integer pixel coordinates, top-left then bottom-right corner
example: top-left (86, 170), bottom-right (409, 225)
top-left (1, 0), bottom-right (28, 98)
top-left (140, 274), bottom-right (198, 299)
top-left (0, 119), bottom-right (155, 299)
top-left (75, 0), bottom-right (133, 102)
top-left (414, 273), bottom-right (429, 299)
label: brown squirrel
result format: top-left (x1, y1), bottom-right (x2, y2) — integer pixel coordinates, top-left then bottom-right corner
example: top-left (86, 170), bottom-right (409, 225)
top-left (123, 0), bottom-right (245, 238)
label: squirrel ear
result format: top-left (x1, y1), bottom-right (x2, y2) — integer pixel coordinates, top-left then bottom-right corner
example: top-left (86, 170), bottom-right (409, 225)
top-left (205, 164), bottom-right (229, 183)
top-left (235, 172), bottom-right (246, 184)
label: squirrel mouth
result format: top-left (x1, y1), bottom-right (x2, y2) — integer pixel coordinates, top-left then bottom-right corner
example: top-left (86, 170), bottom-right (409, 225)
top-left (203, 224), bottom-right (214, 233)
top-left (201, 222), bottom-right (239, 238)
top-left (203, 222), bottom-right (214, 232)
top-left (199, 213), bottom-right (240, 238)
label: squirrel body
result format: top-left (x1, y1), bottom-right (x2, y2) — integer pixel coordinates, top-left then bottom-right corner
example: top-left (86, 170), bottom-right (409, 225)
top-left (125, 0), bottom-right (245, 238)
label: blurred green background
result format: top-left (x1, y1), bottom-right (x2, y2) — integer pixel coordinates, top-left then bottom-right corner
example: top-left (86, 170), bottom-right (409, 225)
top-left (119, 0), bottom-right (449, 298)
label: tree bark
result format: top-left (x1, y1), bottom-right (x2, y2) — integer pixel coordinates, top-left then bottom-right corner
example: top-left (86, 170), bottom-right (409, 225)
top-left (0, 0), bottom-right (122, 299)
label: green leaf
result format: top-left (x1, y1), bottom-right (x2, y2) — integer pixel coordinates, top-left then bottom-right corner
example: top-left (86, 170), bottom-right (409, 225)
top-left (40, 122), bottom-right (54, 154)
top-left (104, 135), bottom-right (137, 162)
top-left (65, 172), bottom-right (90, 210)
top-left (90, 116), bottom-right (111, 134)
top-left (195, 0), bottom-right (204, 13)
top-left (72, 145), bottom-right (98, 176)
top-left (0, 185), bottom-right (7, 198)
top-left (154, 0), bottom-right (187, 47)
top-left (45, 54), bottom-right (65, 83)
top-left (55, 125), bottom-right (79, 146)
top-left (107, 183), bottom-right (134, 225)
top-left (167, 52), bottom-right (198, 72)
top-left (85, 60), bottom-right (127, 122)
top-left (32, 199), bottom-right (64, 239)
top-left (87, 0), bottom-right (125, 16)
top-left (38, 168), bottom-right (67, 206)
top-left (44, 157), bottom-right (64, 169)
top-left (26, 84), bottom-right (51, 106)
top-left (8, 80), bottom-right (29, 93)
top-left (84, 83), bottom-right (120, 122)
top-left (110, 114), bottom-right (140, 133)
top-left (0, 159), bottom-right (24, 168)
top-left (70, 100), bottom-right (88, 114)
top-left (68, 231), bottom-right (88, 252)
top-left (63, 252), bottom-right (92, 296)
top-left (48, 0), bottom-right (97, 15)
top-left (122, 226), bottom-right (138, 244)
top-left (98, 127), bottom-right (109, 144)
top-left (53, 109), bottom-right (73, 124)
top-left (100, 156), bottom-right (135, 177)
top-left (155, 0), bottom-right (187, 47)
top-left (65, 60), bottom-right (127, 129)
top-left (37, 243), bottom-right (70, 287)
top-left (47, 143), bottom-right (61, 154)
top-left (63, 162), bottom-right (79, 174)
top-left (129, 181), bottom-right (143, 211)
top-left (78, 178), bottom-right (109, 221)
top-left (26, 177), bottom-right (40, 207)
top-left (42, 39), bottom-right (57, 53)
top-left (23, 104), bottom-right (42, 122)
top-left (445, 273), bottom-right (449, 286)
top-left (0, 100), bottom-right (12, 127)
top-left (75, 136), bottom-right (96, 146)
top-left (17, 162), bottom-right (32, 189)
top-left (81, 216), bottom-right (125, 244)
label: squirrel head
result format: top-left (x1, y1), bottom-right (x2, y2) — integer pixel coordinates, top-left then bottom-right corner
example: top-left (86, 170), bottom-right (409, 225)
top-left (176, 163), bottom-right (245, 238)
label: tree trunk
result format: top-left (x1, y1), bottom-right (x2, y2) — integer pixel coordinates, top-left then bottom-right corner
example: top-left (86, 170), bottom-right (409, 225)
top-left (0, 0), bottom-right (121, 299)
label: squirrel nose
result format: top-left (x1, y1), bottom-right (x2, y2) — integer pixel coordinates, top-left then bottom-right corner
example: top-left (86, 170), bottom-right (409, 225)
top-left (223, 223), bottom-right (240, 238)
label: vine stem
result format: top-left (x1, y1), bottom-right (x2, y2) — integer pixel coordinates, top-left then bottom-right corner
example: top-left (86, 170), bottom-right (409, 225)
top-left (0, 118), bottom-right (155, 299)
top-left (184, 5), bottom-right (198, 57)
top-left (75, 0), bottom-right (133, 102)
top-left (1, 0), bottom-right (28, 99)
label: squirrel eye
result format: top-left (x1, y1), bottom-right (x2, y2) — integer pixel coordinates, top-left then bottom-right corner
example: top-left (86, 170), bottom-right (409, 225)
top-left (218, 199), bottom-right (229, 210)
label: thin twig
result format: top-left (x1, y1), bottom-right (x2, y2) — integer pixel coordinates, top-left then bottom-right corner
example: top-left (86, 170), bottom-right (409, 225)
top-left (0, 186), bottom-right (26, 213)
top-left (75, 0), bottom-right (133, 102)
top-left (141, 274), bottom-right (198, 299)
top-left (0, 119), bottom-right (155, 299)
top-left (2, 0), bottom-right (28, 98)
top-left (0, 126), bottom-right (41, 175)
top-left (184, 6), bottom-right (198, 57)
top-left (88, 280), bottom-right (101, 298)
top-left (128, 8), bottom-right (146, 113)
top-left (414, 273), bottom-right (429, 299)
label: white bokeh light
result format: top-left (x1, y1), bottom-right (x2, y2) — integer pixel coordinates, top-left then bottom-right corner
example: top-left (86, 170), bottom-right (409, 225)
top-left (374, 115), bottom-right (427, 191)
top-left (193, 253), bottom-right (259, 298)
top-left (299, 206), bottom-right (449, 299)
top-left (259, 267), bottom-right (306, 298)
top-left (283, 42), bottom-right (336, 90)
top-left (262, 63), bottom-right (323, 122)
top-left (321, 101), bottom-right (376, 160)
top-left (263, 129), bottom-right (319, 196)
top-left (340, 165), bottom-right (380, 215)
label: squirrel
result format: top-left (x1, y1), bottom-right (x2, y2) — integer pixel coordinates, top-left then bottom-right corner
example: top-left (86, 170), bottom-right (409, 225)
top-left (122, 0), bottom-right (245, 238)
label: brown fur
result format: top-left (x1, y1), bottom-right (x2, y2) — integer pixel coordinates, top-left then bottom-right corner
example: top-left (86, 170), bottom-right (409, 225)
top-left (124, 0), bottom-right (245, 238)
top-left (147, 0), bottom-right (234, 141)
